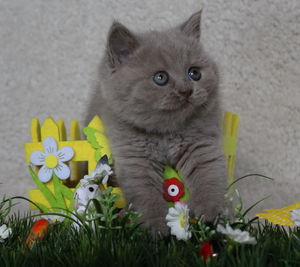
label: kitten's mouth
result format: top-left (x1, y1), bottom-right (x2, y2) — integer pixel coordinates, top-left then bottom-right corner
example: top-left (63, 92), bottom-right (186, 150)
top-left (158, 98), bottom-right (194, 112)
top-left (180, 98), bottom-right (194, 108)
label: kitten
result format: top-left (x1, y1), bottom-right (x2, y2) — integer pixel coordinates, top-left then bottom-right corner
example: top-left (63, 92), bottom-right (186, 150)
top-left (87, 10), bottom-right (226, 236)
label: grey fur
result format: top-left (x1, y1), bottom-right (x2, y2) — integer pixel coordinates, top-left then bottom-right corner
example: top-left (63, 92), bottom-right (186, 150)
top-left (87, 10), bottom-right (226, 236)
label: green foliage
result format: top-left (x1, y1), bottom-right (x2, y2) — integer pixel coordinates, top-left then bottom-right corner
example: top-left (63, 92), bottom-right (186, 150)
top-left (75, 186), bottom-right (141, 231)
top-left (2, 173), bottom-right (300, 266)
top-left (29, 166), bottom-right (74, 213)
top-left (0, 197), bottom-right (12, 223)
top-left (83, 127), bottom-right (113, 164)
top-left (83, 127), bottom-right (105, 163)
top-left (83, 127), bottom-right (102, 150)
top-left (2, 213), bottom-right (300, 266)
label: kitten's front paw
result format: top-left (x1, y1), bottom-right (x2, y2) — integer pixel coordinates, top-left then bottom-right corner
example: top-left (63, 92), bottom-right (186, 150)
top-left (146, 217), bottom-right (170, 238)
top-left (193, 202), bottom-right (224, 222)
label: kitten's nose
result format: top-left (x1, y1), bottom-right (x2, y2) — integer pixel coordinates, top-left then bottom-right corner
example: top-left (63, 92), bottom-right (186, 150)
top-left (178, 88), bottom-right (193, 98)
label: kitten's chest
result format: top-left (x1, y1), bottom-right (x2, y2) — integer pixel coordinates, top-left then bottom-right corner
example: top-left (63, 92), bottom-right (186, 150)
top-left (146, 133), bottom-right (187, 167)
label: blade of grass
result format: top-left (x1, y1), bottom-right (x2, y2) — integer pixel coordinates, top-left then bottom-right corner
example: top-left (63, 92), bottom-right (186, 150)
top-left (0, 197), bottom-right (13, 218)
top-left (242, 195), bottom-right (271, 217)
top-left (24, 212), bottom-right (84, 227)
top-left (227, 173), bottom-right (273, 191)
top-left (5, 196), bottom-right (46, 213)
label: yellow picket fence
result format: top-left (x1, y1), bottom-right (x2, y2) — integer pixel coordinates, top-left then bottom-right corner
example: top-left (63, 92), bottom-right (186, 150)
top-left (24, 112), bottom-right (239, 211)
top-left (24, 116), bottom-right (124, 211)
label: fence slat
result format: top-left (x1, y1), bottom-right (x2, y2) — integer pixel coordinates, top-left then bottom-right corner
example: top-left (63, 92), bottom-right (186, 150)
top-left (88, 116), bottom-right (105, 132)
top-left (31, 118), bottom-right (41, 142)
top-left (70, 120), bottom-right (81, 183)
top-left (57, 120), bottom-right (66, 141)
top-left (41, 117), bottom-right (60, 141)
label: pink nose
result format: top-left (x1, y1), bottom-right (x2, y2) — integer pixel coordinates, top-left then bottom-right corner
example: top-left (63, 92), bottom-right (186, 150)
top-left (178, 88), bottom-right (193, 98)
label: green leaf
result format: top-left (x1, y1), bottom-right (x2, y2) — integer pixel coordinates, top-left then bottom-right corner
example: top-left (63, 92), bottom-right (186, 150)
top-left (91, 199), bottom-right (103, 214)
top-left (163, 166), bottom-right (180, 180)
top-left (29, 166), bottom-right (57, 208)
top-left (55, 177), bottom-right (75, 211)
top-left (83, 127), bottom-right (103, 149)
top-left (52, 174), bottom-right (67, 211)
top-left (95, 148), bottom-right (103, 162)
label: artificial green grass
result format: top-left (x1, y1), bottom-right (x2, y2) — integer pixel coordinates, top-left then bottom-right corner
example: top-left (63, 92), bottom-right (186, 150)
top-left (1, 173), bottom-right (299, 267)
top-left (1, 214), bottom-right (300, 267)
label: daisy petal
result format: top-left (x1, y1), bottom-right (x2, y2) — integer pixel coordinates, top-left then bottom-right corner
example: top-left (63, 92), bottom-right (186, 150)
top-left (54, 162), bottom-right (70, 180)
top-left (168, 207), bottom-right (179, 217)
top-left (216, 224), bottom-right (226, 234)
top-left (0, 225), bottom-right (7, 234)
top-left (1, 227), bottom-right (12, 239)
top-left (30, 151), bottom-right (46, 166)
top-left (56, 146), bottom-right (74, 162)
top-left (43, 137), bottom-right (57, 154)
top-left (167, 221), bottom-right (178, 228)
top-left (38, 166), bottom-right (53, 182)
top-left (176, 231), bottom-right (186, 240)
top-left (166, 214), bottom-right (178, 222)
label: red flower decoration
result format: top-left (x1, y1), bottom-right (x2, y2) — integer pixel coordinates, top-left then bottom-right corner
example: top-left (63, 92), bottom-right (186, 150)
top-left (163, 177), bottom-right (184, 202)
top-left (199, 240), bottom-right (213, 262)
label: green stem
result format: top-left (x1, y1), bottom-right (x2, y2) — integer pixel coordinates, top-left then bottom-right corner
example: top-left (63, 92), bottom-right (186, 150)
top-left (29, 166), bottom-right (57, 209)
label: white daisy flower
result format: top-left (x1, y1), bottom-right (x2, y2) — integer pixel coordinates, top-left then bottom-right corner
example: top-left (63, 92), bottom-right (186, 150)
top-left (216, 224), bottom-right (257, 245)
top-left (166, 202), bottom-right (192, 241)
top-left (30, 137), bottom-right (74, 182)
top-left (0, 224), bottom-right (12, 242)
top-left (291, 209), bottom-right (300, 226)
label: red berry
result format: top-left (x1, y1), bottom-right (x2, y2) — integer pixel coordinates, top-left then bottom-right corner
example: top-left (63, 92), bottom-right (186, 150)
top-left (199, 240), bottom-right (214, 262)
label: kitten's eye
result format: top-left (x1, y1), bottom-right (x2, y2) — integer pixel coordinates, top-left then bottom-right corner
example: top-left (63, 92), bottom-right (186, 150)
top-left (153, 71), bottom-right (169, 86)
top-left (188, 66), bottom-right (201, 81)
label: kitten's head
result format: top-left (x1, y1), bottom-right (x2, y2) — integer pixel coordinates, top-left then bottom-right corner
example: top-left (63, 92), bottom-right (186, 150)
top-left (100, 11), bottom-right (219, 133)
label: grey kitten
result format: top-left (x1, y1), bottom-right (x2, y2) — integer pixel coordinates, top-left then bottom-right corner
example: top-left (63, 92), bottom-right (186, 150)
top-left (87, 10), bottom-right (226, 236)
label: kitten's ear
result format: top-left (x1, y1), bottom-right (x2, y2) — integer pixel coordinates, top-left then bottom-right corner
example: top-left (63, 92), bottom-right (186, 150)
top-left (107, 21), bottom-right (139, 67)
top-left (180, 10), bottom-right (202, 40)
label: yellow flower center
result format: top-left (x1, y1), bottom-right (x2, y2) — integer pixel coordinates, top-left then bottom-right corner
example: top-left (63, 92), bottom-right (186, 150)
top-left (180, 215), bottom-right (187, 228)
top-left (45, 155), bottom-right (58, 169)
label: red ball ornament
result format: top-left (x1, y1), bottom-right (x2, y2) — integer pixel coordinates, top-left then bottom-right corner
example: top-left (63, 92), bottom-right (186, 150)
top-left (163, 177), bottom-right (184, 202)
top-left (200, 240), bottom-right (214, 262)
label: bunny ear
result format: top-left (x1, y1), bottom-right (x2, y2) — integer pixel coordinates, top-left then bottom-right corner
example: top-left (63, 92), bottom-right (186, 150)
top-left (96, 155), bottom-right (109, 169)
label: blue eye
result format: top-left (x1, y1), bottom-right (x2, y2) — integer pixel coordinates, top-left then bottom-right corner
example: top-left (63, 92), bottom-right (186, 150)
top-left (188, 66), bottom-right (201, 81)
top-left (153, 71), bottom-right (169, 86)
